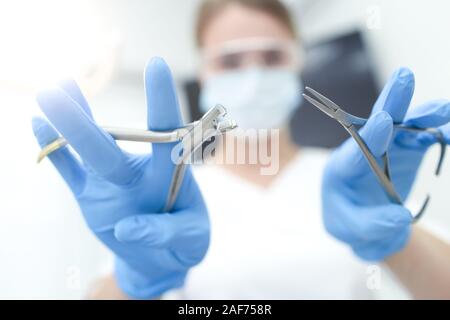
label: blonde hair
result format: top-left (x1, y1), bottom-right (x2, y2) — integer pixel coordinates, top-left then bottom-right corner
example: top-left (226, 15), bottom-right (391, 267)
top-left (195, 0), bottom-right (297, 47)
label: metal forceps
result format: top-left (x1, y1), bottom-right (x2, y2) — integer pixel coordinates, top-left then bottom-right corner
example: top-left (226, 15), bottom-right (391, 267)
top-left (303, 87), bottom-right (446, 221)
top-left (37, 104), bottom-right (237, 212)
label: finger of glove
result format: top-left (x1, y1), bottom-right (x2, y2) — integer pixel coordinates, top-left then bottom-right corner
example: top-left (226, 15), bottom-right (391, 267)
top-left (57, 78), bottom-right (93, 119)
top-left (403, 99), bottom-right (450, 128)
top-left (371, 67), bottom-right (415, 123)
top-left (352, 227), bottom-right (411, 261)
top-left (114, 211), bottom-right (208, 251)
top-left (32, 116), bottom-right (86, 195)
top-left (331, 111), bottom-right (393, 178)
top-left (145, 57), bottom-right (183, 168)
top-left (438, 122), bottom-right (450, 144)
top-left (396, 99), bottom-right (450, 146)
top-left (36, 88), bottom-right (136, 185)
top-left (324, 189), bottom-right (412, 244)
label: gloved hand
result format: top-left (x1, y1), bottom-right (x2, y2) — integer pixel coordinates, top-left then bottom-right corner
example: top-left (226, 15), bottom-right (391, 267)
top-left (32, 57), bottom-right (210, 299)
top-left (322, 67), bottom-right (450, 261)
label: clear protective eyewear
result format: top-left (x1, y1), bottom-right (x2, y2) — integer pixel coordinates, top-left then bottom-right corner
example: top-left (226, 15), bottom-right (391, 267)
top-left (200, 37), bottom-right (302, 75)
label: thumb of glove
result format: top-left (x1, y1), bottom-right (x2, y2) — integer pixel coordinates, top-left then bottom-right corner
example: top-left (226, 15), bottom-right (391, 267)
top-left (331, 111), bottom-right (394, 178)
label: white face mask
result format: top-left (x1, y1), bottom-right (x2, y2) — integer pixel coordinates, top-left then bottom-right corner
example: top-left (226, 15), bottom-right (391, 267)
top-left (200, 68), bottom-right (303, 129)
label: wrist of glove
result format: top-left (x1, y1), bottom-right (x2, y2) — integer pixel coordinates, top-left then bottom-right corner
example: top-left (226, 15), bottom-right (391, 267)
top-left (114, 258), bottom-right (187, 299)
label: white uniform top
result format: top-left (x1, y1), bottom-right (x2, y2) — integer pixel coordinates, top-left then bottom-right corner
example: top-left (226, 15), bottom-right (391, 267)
top-left (176, 148), bottom-right (372, 299)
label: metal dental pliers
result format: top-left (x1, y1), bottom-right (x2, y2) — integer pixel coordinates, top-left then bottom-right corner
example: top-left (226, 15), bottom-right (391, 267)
top-left (37, 104), bottom-right (237, 211)
top-left (303, 87), bottom-right (446, 221)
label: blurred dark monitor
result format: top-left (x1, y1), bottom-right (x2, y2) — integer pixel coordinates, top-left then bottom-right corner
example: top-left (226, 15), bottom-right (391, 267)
top-left (183, 30), bottom-right (379, 149)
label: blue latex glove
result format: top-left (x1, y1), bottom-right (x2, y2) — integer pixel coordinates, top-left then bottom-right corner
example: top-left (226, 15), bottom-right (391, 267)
top-left (32, 57), bottom-right (210, 298)
top-left (322, 67), bottom-right (450, 261)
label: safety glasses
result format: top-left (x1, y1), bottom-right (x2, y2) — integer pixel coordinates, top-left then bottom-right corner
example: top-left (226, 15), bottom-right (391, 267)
top-left (200, 37), bottom-right (302, 74)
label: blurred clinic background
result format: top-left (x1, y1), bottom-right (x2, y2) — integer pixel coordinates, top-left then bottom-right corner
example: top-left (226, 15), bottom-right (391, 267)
top-left (0, 0), bottom-right (450, 298)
